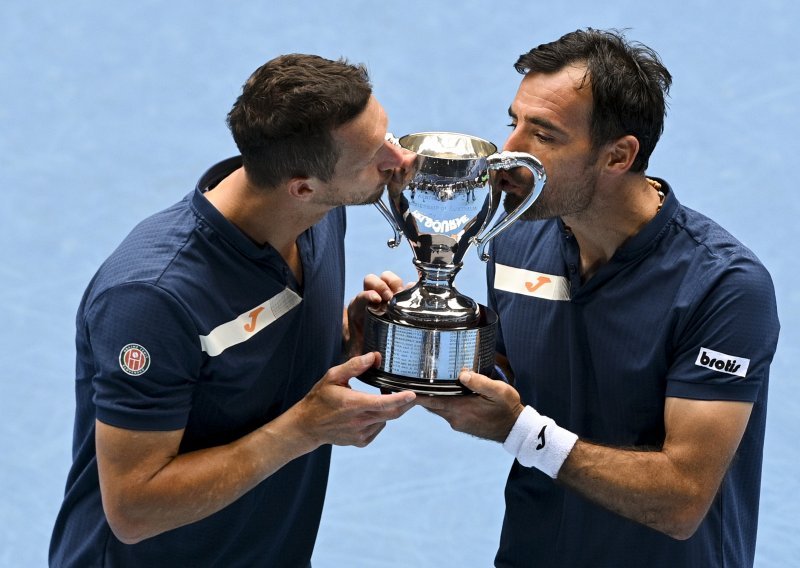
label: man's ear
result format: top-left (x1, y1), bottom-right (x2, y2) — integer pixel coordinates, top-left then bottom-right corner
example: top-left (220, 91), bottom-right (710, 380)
top-left (602, 135), bottom-right (639, 175)
top-left (286, 176), bottom-right (318, 201)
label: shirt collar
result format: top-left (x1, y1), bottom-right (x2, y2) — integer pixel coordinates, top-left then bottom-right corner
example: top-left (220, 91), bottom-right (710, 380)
top-left (191, 156), bottom-right (283, 261)
top-left (612, 177), bottom-right (678, 261)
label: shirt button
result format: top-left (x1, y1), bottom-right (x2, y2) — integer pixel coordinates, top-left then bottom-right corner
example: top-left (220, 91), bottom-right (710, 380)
top-left (569, 264), bottom-right (577, 273)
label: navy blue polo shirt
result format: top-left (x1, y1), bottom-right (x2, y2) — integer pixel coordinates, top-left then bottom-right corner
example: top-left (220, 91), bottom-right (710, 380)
top-left (487, 180), bottom-right (779, 568)
top-left (50, 157), bottom-right (346, 567)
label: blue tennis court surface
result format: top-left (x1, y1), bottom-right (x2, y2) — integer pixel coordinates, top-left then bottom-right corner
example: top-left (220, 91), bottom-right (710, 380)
top-left (2, 1), bottom-right (797, 566)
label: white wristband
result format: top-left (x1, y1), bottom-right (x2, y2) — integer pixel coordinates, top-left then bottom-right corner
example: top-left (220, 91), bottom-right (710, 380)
top-left (503, 406), bottom-right (578, 478)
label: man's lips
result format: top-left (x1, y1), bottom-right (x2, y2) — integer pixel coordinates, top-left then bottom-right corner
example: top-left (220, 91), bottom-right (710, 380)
top-left (493, 170), bottom-right (525, 195)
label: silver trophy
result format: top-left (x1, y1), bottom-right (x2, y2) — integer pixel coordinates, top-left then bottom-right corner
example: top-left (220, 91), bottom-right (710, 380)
top-left (359, 132), bottom-right (546, 395)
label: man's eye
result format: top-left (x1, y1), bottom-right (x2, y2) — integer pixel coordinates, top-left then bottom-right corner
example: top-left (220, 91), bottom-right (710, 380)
top-left (507, 122), bottom-right (517, 129)
top-left (535, 133), bottom-right (553, 143)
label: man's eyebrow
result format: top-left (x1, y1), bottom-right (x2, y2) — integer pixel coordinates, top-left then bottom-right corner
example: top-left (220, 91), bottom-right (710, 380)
top-left (507, 106), bottom-right (566, 136)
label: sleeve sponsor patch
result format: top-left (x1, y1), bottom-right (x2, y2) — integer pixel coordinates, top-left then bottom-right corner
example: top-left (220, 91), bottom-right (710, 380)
top-left (119, 343), bottom-right (151, 376)
top-left (694, 347), bottom-right (750, 377)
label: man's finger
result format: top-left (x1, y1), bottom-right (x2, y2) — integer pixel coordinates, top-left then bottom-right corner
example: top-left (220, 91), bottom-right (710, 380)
top-left (355, 289), bottom-right (383, 305)
top-left (368, 390), bottom-right (416, 411)
top-left (363, 273), bottom-right (394, 302)
top-left (362, 422), bottom-right (386, 446)
top-left (328, 355), bottom-right (416, 408)
top-left (415, 395), bottom-right (448, 411)
top-left (326, 352), bottom-right (379, 386)
top-left (458, 371), bottom-right (501, 398)
top-left (379, 270), bottom-right (405, 294)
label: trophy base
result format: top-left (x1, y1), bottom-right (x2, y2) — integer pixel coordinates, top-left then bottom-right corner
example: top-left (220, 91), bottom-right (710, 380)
top-left (359, 367), bottom-right (471, 396)
top-left (358, 304), bottom-right (497, 396)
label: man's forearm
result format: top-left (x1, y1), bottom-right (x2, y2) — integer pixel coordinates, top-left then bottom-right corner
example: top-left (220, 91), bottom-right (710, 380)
top-left (501, 396), bottom-right (752, 540)
top-left (98, 409), bottom-right (317, 544)
top-left (556, 440), bottom-right (711, 539)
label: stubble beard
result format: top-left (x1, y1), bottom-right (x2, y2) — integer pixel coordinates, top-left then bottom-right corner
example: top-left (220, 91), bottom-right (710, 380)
top-left (316, 182), bottom-right (386, 208)
top-left (349, 184), bottom-right (386, 206)
top-left (503, 166), bottom-right (598, 222)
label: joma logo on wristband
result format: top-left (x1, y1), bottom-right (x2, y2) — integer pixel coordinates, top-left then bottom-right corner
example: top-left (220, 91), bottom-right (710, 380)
top-left (536, 425), bottom-right (547, 450)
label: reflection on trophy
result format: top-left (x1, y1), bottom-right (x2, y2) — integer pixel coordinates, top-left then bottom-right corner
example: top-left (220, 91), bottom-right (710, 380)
top-left (359, 132), bottom-right (546, 395)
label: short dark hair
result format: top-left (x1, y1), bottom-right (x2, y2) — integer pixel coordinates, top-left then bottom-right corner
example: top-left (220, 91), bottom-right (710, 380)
top-left (515, 28), bottom-right (672, 172)
top-left (227, 54), bottom-right (372, 188)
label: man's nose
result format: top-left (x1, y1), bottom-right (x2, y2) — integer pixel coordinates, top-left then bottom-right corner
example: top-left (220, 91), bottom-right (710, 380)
top-left (502, 127), bottom-right (525, 153)
top-left (396, 146), bottom-right (416, 170)
top-left (380, 140), bottom-right (415, 171)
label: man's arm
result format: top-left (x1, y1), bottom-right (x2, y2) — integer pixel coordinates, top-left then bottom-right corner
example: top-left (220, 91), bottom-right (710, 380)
top-left (98, 353), bottom-right (415, 544)
top-left (417, 371), bottom-right (751, 540)
top-left (558, 396), bottom-right (751, 539)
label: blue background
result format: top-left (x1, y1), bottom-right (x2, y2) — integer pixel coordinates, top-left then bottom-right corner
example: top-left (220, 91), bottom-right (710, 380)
top-left (2, 1), bottom-right (797, 566)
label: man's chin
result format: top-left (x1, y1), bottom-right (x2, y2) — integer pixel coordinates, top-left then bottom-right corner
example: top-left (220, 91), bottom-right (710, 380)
top-left (353, 187), bottom-right (385, 206)
top-left (367, 186), bottom-right (386, 204)
top-left (503, 194), bottom-right (545, 222)
top-left (503, 194), bottom-right (527, 215)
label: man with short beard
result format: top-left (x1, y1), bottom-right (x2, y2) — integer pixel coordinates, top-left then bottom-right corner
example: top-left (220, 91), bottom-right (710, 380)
top-left (50, 54), bottom-right (416, 567)
top-left (414, 29), bottom-right (779, 567)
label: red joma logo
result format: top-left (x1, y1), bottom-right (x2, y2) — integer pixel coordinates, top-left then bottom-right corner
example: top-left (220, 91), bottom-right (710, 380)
top-left (525, 276), bottom-right (551, 293)
top-left (244, 307), bottom-right (265, 332)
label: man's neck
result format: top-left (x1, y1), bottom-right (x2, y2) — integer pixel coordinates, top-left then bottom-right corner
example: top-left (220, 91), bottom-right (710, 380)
top-left (203, 167), bottom-right (324, 282)
top-left (563, 176), bottom-right (664, 282)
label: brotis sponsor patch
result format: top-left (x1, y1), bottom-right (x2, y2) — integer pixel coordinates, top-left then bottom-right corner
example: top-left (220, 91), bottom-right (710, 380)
top-left (694, 347), bottom-right (750, 378)
top-left (119, 343), bottom-right (151, 376)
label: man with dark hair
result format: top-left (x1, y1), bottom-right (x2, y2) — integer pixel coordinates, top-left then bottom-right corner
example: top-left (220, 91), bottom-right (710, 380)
top-left (414, 29), bottom-right (780, 566)
top-left (50, 54), bottom-right (416, 567)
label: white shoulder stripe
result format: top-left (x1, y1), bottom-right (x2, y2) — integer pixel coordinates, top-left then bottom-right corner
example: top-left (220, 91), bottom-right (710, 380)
top-left (199, 287), bottom-right (302, 357)
top-left (494, 263), bottom-right (570, 301)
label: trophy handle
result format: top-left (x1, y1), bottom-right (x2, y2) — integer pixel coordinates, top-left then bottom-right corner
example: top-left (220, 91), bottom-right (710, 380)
top-left (472, 151), bottom-right (546, 261)
top-left (371, 131), bottom-right (404, 248)
top-left (373, 198), bottom-right (403, 248)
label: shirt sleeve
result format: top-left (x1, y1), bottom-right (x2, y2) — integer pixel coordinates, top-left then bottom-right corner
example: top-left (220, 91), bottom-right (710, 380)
top-left (665, 253), bottom-right (780, 402)
top-left (84, 282), bottom-right (202, 431)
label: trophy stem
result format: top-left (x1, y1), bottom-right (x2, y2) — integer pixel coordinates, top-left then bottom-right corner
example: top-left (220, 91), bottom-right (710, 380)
top-left (385, 260), bottom-right (480, 328)
top-left (417, 259), bottom-right (459, 288)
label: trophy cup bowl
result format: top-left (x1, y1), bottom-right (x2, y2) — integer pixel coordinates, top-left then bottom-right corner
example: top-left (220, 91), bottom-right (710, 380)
top-left (359, 132), bottom-right (546, 395)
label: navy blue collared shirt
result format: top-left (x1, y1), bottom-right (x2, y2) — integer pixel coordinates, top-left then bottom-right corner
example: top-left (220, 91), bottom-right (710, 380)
top-left (488, 180), bottom-right (779, 568)
top-left (51, 157), bottom-right (346, 567)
